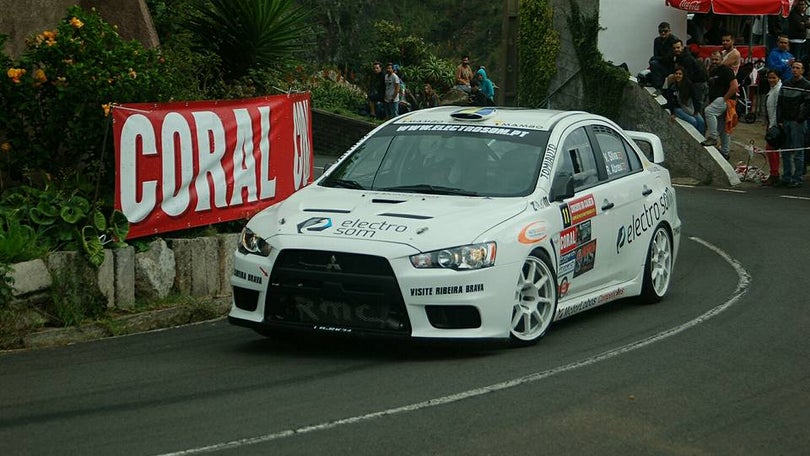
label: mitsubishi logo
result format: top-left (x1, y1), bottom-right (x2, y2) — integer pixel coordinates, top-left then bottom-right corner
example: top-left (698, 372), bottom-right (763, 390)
top-left (325, 255), bottom-right (342, 272)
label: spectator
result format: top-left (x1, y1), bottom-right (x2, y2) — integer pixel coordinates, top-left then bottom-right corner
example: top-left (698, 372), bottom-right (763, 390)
top-left (763, 69), bottom-right (783, 186)
top-left (455, 55), bottom-right (474, 93)
top-left (663, 65), bottom-right (705, 134)
top-left (776, 61), bottom-right (810, 188)
top-left (384, 62), bottom-right (401, 119)
top-left (720, 33), bottom-right (741, 75)
top-left (366, 61), bottom-right (385, 119)
top-left (394, 65), bottom-right (414, 114)
top-left (700, 51), bottom-right (739, 160)
top-left (787, 2), bottom-right (810, 63)
top-left (648, 22), bottom-right (679, 89)
top-left (767, 35), bottom-right (795, 81)
top-left (672, 39), bottom-right (708, 108)
top-left (469, 79), bottom-right (490, 106)
top-left (423, 83), bottom-right (439, 108)
top-left (476, 67), bottom-right (495, 104)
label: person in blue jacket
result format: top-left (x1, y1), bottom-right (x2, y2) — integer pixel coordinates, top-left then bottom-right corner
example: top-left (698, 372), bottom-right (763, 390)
top-left (767, 34), bottom-right (795, 81)
top-left (476, 67), bottom-right (495, 105)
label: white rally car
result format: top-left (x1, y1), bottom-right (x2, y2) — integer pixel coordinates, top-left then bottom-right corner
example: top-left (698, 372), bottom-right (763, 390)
top-left (229, 106), bottom-right (681, 345)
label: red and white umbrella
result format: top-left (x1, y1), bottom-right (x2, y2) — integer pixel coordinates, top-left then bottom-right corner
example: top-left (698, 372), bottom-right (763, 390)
top-left (665, 0), bottom-right (794, 17)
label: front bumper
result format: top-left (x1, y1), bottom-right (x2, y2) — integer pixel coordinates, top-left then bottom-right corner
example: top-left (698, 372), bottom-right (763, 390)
top-left (228, 235), bottom-right (518, 340)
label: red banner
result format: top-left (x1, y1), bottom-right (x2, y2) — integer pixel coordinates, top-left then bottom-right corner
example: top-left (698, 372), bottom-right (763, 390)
top-left (114, 93), bottom-right (313, 239)
top-left (688, 45), bottom-right (767, 73)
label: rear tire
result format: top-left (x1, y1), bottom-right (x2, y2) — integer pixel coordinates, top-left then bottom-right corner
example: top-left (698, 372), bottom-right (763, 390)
top-left (510, 251), bottom-right (558, 346)
top-left (640, 225), bottom-right (673, 303)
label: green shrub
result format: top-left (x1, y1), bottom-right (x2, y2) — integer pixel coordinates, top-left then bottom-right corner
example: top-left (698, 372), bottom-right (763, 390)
top-left (0, 6), bottom-right (177, 190)
top-left (47, 268), bottom-right (106, 327)
top-left (183, 0), bottom-right (313, 82)
top-left (518, 0), bottom-right (560, 107)
top-left (0, 213), bottom-right (48, 264)
top-left (567, 1), bottom-right (628, 119)
top-left (0, 184), bottom-right (128, 266)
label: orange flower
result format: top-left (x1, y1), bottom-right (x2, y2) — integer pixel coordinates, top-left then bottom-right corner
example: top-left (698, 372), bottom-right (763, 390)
top-left (7, 67), bottom-right (26, 83)
top-left (0, 142), bottom-right (10, 153)
top-left (101, 103), bottom-right (112, 117)
top-left (69, 17), bottom-right (84, 29)
top-left (34, 68), bottom-right (47, 83)
top-left (42, 30), bottom-right (57, 46)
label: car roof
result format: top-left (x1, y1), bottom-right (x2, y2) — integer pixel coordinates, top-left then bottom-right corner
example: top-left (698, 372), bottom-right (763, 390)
top-left (391, 106), bottom-right (589, 132)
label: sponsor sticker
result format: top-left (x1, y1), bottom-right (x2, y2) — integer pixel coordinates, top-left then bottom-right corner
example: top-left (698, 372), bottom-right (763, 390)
top-left (574, 239), bottom-right (596, 277)
top-left (518, 221), bottom-right (548, 244)
top-left (409, 283), bottom-right (484, 296)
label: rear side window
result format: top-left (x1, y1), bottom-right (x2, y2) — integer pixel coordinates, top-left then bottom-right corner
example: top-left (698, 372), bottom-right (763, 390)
top-left (592, 125), bottom-right (641, 180)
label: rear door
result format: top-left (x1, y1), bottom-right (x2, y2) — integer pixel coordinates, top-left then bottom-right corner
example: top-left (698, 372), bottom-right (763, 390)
top-left (585, 123), bottom-right (651, 286)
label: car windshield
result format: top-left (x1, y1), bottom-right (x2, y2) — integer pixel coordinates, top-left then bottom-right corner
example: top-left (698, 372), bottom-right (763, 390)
top-left (319, 124), bottom-right (550, 197)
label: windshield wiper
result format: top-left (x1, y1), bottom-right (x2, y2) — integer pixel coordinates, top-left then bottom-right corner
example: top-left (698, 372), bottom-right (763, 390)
top-left (378, 184), bottom-right (479, 196)
top-left (323, 178), bottom-right (365, 189)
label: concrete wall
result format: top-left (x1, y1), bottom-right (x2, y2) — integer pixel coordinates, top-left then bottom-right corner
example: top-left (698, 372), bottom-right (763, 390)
top-left (598, 0), bottom-right (687, 76)
top-left (0, 0), bottom-right (158, 58)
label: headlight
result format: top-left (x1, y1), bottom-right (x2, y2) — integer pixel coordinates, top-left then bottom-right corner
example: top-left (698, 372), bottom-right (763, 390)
top-left (238, 227), bottom-right (272, 256)
top-left (410, 242), bottom-right (496, 270)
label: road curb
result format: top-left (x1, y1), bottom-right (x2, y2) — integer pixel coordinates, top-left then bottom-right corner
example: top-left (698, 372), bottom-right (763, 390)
top-left (14, 298), bottom-right (230, 351)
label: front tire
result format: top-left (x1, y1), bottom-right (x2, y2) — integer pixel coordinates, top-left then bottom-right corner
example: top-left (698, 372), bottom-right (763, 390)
top-left (510, 251), bottom-right (558, 346)
top-left (640, 225), bottom-right (673, 303)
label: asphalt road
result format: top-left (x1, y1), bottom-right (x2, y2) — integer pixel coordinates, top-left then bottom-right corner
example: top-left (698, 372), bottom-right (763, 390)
top-left (1, 183), bottom-right (808, 456)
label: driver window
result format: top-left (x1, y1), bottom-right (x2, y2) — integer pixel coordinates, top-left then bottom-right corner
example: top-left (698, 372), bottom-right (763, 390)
top-left (554, 127), bottom-right (600, 192)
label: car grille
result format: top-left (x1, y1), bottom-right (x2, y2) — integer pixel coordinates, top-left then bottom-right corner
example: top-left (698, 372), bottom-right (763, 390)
top-left (264, 249), bottom-right (411, 335)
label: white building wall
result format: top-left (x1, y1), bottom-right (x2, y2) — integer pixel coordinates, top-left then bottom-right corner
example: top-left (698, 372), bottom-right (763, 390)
top-left (598, 0), bottom-right (687, 75)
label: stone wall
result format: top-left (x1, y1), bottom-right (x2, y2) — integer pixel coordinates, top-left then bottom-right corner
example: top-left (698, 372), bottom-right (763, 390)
top-left (9, 234), bottom-right (239, 310)
top-left (311, 109), bottom-right (375, 157)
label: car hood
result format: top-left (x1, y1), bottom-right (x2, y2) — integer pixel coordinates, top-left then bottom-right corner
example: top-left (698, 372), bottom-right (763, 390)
top-left (249, 186), bottom-right (529, 251)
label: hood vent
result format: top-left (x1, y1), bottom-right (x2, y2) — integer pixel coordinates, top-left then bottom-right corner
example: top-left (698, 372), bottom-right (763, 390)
top-left (378, 213), bottom-right (433, 220)
top-left (303, 208), bottom-right (351, 213)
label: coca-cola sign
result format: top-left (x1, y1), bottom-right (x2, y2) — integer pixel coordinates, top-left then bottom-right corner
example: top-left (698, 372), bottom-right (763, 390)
top-left (667, 0), bottom-right (792, 17)
top-left (676, 0), bottom-right (705, 12)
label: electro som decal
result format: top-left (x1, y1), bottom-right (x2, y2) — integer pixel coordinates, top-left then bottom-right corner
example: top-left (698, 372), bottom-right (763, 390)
top-left (615, 187), bottom-right (672, 253)
top-left (297, 217), bottom-right (332, 233)
top-left (518, 221), bottom-right (548, 244)
top-left (298, 217), bottom-right (409, 238)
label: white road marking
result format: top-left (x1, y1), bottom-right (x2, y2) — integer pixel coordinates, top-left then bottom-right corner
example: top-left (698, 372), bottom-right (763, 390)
top-left (155, 237), bottom-right (751, 456)
top-left (779, 195), bottom-right (810, 201)
top-left (716, 188), bottom-right (746, 193)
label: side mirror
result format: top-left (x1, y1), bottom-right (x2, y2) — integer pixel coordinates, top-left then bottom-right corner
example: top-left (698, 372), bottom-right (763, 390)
top-left (550, 174), bottom-right (575, 202)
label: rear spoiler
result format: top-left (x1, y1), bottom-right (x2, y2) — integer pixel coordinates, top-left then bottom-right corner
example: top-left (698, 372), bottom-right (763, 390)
top-left (625, 131), bottom-right (665, 165)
